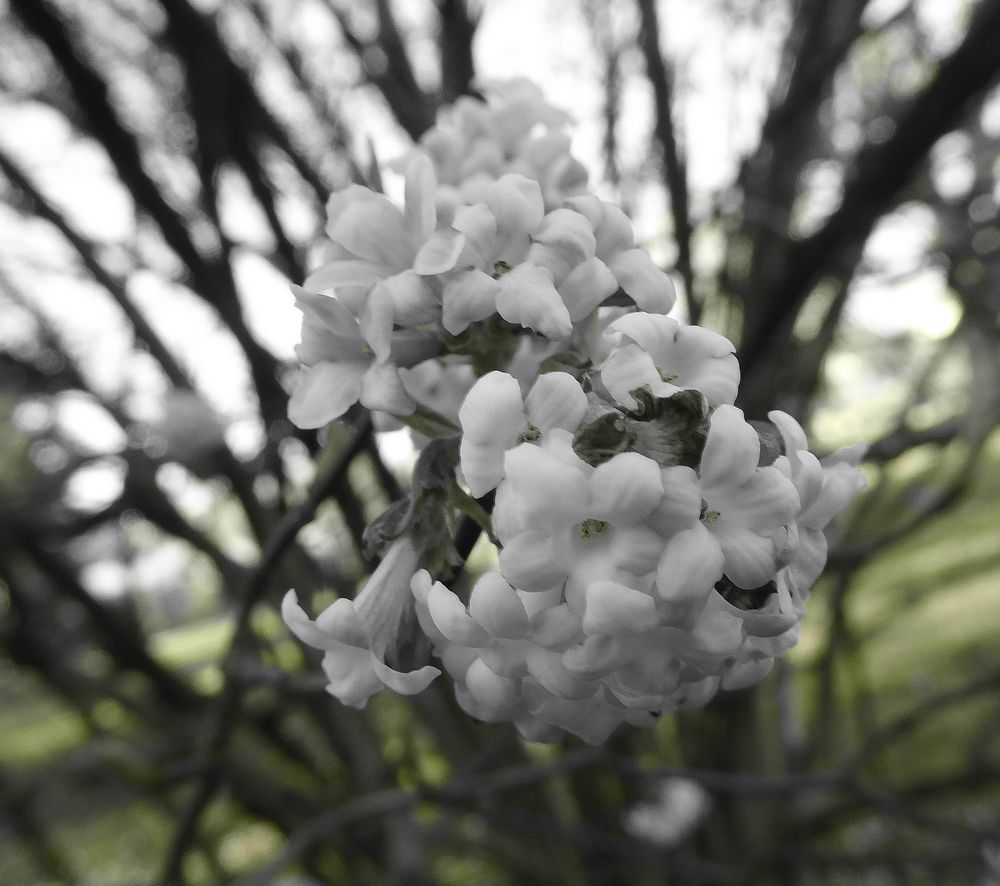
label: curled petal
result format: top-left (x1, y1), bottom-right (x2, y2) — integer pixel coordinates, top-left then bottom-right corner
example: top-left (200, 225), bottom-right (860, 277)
top-left (588, 452), bottom-right (663, 526)
top-left (582, 580), bottom-right (658, 636)
top-left (524, 372), bottom-right (588, 434)
top-left (768, 409), bottom-right (809, 456)
top-left (721, 656), bottom-right (774, 691)
top-left (800, 463), bottom-right (867, 529)
top-left (283, 592), bottom-right (357, 651)
top-left (288, 361), bottom-right (366, 428)
top-left (370, 657), bottom-right (440, 696)
top-left (609, 312), bottom-right (680, 364)
top-left (607, 249), bottom-right (676, 313)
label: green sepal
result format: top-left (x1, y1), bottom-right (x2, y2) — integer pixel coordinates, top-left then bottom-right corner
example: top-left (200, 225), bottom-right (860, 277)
top-left (538, 351), bottom-right (593, 378)
top-left (362, 437), bottom-right (478, 577)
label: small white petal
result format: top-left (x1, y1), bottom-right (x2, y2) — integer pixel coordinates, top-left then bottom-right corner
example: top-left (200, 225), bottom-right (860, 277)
top-left (608, 249), bottom-right (676, 313)
top-left (469, 572), bottom-right (530, 639)
top-left (558, 256), bottom-right (618, 321)
top-left (524, 372), bottom-right (588, 434)
top-left (360, 283), bottom-right (394, 361)
top-left (587, 452), bottom-right (663, 526)
top-left (495, 264), bottom-right (573, 340)
top-left (504, 443), bottom-right (588, 528)
top-left (600, 345), bottom-right (672, 408)
top-left (700, 405), bottom-right (760, 488)
top-left (288, 361), bottom-right (366, 428)
top-left (360, 362), bottom-right (415, 416)
top-left (655, 524), bottom-right (725, 625)
top-left (413, 228), bottom-right (467, 275)
top-left (582, 580), bottom-right (658, 636)
top-left (330, 197), bottom-right (410, 269)
top-left (499, 529), bottom-right (572, 592)
top-left (404, 152), bottom-right (437, 244)
top-left (441, 268), bottom-right (499, 334)
top-left (428, 581), bottom-right (491, 646)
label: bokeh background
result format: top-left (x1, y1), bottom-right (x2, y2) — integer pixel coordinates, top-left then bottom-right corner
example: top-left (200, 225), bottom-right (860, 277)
top-left (1, 0), bottom-right (999, 883)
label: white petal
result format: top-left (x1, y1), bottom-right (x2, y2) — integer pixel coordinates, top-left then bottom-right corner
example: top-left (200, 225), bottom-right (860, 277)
top-left (504, 443), bottom-right (588, 528)
top-left (655, 524), bottom-right (724, 625)
top-left (441, 268), bottom-right (499, 334)
top-left (711, 524), bottom-right (780, 589)
top-left (360, 283), bottom-right (394, 361)
top-left (463, 657), bottom-right (522, 719)
top-left (458, 371), bottom-right (525, 444)
top-left (495, 264), bottom-right (573, 340)
top-left (600, 345), bottom-right (672, 409)
top-left (587, 452), bottom-right (663, 526)
top-left (413, 229), bottom-right (466, 275)
top-left (288, 361), bottom-right (365, 428)
top-left (582, 580), bottom-right (658, 636)
top-left (283, 592), bottom-right (356, 652)
top-left (647, 466), bottom-right (701, 536)
top-left (700, 405), bottom-right (760, 488)
top-left (499, 529), bottom-right (572, 592)
top-left (486, 174), bottom-right (545, 236)
top-left (428, 581), bottom-right (491, 646)
top-left (524, 372), bottom-right (588, 434)
top-left (330, 197), bottom-right (410, 269)
top-left (404, 151), bottom-right (437, 244)
top-left (593, 202), bottom-right (634, 256)
top-left (381, 271), bottom-right (439, 326)
top-left (532, 208), bottom-right (596, 268)
top-left (469, 572), bottom-right (530, 639)
top-left (609, 312), bottom-right (679, 365)
top-left (562, 634), bottom-right (629, 679)
top-left (321, 647), bottom-right (383, 708)
top-left (360, 362), bottom-right (415, 416)
top-left (558, 256), bottom-right (618, 321)
top-left (607, 249), bottom-right (676, 313)
top-left (528, 602), bottom-right (583, 649)
top-left (716, 466), bottom-right (800, 529)
top-left (371, 657), bottom-right (440, 696)
top-left (525, 647), bottom-right (596, 699)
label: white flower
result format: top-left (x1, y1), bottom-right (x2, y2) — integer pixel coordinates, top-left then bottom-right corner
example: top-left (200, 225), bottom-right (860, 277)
top-left (601, 313), bottom-right (739, 409)
top-left (566, 195), bottom-right (677, 315)
top-left (283, 539), bottom-right (439, 707)
top-left (457, 370), bottom-right (587, 497)
top-left (287, 285), bottom-right (436, 428)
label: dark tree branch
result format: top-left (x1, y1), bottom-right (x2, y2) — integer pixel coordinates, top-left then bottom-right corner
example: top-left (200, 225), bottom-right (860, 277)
top-left (635, 0), bottom-right (695, 322)
top-left (739, 0), bottom-right (1000, 376)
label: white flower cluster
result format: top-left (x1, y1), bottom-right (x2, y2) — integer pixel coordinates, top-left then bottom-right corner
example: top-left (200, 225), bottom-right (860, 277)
top-left (282, 80), bottom-right (867, 744)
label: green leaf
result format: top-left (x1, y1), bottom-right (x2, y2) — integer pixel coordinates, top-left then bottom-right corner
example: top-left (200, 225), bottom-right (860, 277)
top-left (440, 315), bottom-right (522, 375)
top-left (749, 419), bottom-right (785, 467)
top-left (572, 412), bottom-right (635, 466)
